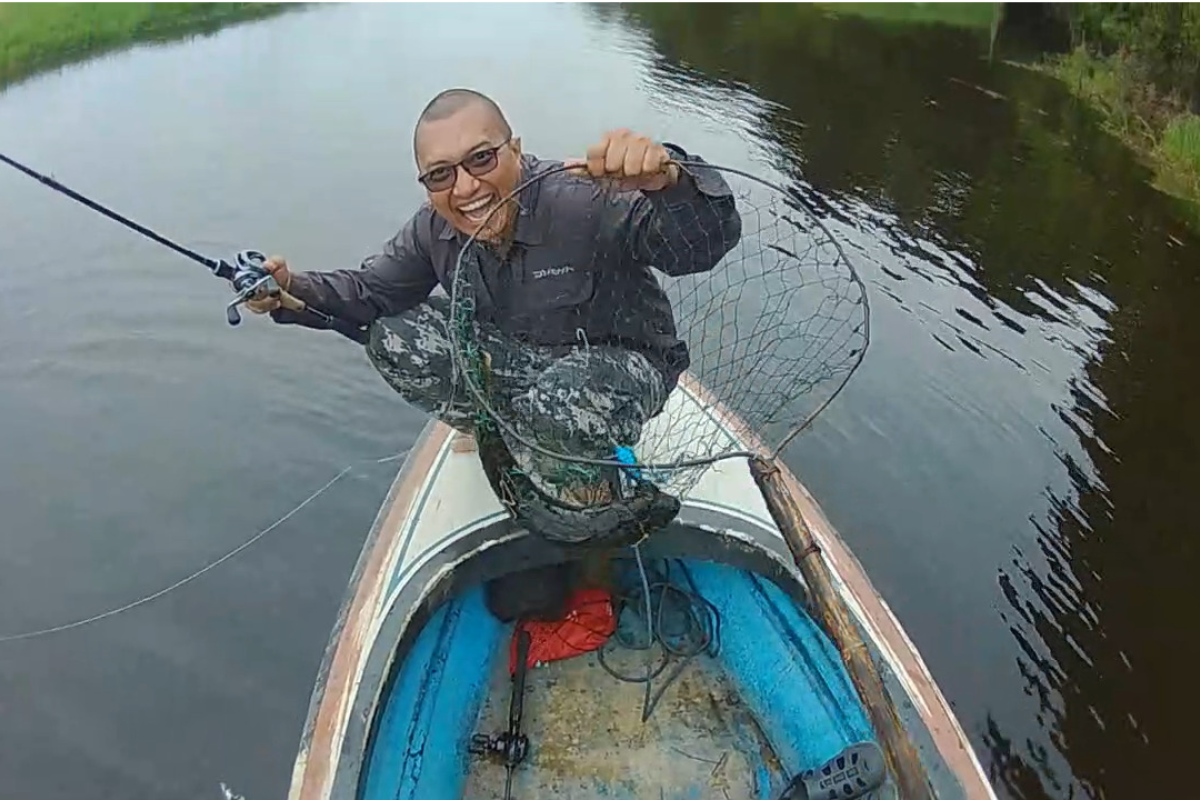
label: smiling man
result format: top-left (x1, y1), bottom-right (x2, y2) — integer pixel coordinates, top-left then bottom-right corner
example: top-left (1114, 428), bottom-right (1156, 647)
top-left (250, 88), bottom-right (741, 518)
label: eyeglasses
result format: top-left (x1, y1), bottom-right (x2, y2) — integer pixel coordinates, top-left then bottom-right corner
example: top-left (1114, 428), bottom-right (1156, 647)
top-left (417, 138), bottom-right (511, 192)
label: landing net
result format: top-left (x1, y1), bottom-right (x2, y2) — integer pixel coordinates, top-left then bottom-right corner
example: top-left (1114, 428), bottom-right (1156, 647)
top-left (447, 159), bottom-right (869, 547)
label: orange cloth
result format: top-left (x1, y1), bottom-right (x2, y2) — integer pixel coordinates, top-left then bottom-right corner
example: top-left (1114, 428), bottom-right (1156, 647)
top-left (508, 588), bottom-right (616, 674)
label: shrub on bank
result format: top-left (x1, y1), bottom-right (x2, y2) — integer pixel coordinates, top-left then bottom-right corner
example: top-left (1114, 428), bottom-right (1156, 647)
top-left (1039, 4), bottom-right (1200, 207)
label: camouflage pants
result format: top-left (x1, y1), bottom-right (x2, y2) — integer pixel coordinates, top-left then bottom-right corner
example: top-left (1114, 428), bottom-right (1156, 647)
top-left (366, 295), bottom-right (668, 488)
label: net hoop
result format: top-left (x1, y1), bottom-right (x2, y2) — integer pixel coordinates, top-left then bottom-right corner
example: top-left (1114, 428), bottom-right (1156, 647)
top-left (446, 158), bottom-right (870, 480)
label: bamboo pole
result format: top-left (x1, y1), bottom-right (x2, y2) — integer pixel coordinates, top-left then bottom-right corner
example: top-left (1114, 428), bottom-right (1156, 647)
top-left (749, 456), bottom-right (935, 800)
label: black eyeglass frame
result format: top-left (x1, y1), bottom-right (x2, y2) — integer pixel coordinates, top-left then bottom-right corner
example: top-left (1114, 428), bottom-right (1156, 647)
top-left (417, 137), bottom-right (513, 192)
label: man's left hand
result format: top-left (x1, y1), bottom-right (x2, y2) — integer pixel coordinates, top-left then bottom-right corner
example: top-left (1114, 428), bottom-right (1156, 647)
top-left (567, 129), bottom-right (680, 192)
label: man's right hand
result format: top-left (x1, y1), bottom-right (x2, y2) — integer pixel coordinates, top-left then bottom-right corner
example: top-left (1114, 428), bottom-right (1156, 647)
top-left (245, 255), bottom-right (294, 314)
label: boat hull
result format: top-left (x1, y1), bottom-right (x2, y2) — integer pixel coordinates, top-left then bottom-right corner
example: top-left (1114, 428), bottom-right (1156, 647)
top-left (288, 378), bottom-right (997, 800)
top-left (360, 557), bottom-right (880, 800)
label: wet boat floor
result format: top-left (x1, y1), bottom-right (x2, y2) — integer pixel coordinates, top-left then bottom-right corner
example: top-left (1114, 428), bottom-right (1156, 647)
top-left (462, 644), bottom-right (786, 800)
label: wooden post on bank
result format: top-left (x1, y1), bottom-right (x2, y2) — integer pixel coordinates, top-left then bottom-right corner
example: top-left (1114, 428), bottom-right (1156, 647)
top-left (749, 456), bottom-right (935, 800)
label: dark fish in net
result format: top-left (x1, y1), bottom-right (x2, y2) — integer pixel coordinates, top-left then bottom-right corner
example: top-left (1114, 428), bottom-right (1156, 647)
top-left (446, 156), bottom-right (869, 549)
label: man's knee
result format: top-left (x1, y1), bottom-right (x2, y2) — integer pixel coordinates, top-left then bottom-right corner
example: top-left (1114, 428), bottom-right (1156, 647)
top-left (368, 318), bottom-right (423, 382)
top-left (511, 381), bottom-right (644, 452)
top-left (367, 303), bottom-right (452, 379)
top-left (364, 302), bottom-right (460, 411)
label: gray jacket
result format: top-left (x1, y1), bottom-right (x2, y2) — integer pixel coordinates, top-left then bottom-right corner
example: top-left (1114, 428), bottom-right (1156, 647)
top-left (275, 144), bottom-right (742, 388)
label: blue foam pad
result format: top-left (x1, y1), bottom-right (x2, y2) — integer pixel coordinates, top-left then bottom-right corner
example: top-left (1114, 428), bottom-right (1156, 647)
top-left (680, 560), bottom-right (876, 774)
top-left (359, 587), bottom-right (504, 800)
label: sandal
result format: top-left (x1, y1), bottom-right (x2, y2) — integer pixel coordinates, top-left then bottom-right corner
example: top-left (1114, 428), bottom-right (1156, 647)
top-left (778, 741), bottom-right (888, 800)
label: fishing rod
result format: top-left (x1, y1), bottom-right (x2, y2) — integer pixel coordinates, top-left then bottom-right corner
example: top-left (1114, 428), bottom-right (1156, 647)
top-left (0, 152), bottom-right (368, 344)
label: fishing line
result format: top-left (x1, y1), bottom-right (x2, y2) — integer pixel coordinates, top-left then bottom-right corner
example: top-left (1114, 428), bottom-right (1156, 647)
top-left (633, 542), bottom-right (655, 721)
top-left (0, 153), bottom-right (412, 641)
top-left (0, 447), bottom-right (409, 644)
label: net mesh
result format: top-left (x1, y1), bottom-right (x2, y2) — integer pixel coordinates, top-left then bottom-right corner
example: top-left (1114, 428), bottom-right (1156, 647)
top-left (446, 159), bottom-right (868, 545)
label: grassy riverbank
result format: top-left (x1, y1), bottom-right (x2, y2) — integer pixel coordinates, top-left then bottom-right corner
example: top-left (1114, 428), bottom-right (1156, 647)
top-left (0, 3), bottom-right (286, 89)
top-left (1020, 4), bottom-right (1200, 209)
top-left (827, 2), bottom-right (1200, 211)
top-left (1037, 47), bottom-right (1200, 205)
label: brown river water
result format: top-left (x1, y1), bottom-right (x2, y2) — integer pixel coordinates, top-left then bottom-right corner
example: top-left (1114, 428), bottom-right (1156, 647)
top-left (0, 5), bottom-right (1193, 799)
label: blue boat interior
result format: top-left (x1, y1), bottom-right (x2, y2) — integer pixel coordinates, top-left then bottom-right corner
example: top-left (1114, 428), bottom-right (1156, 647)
top-left (358, 557), bottom-right (894, 800)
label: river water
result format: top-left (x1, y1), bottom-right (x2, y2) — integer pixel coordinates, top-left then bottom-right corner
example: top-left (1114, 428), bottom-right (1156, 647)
top-left (0, 5), bottom-right (1193, 800)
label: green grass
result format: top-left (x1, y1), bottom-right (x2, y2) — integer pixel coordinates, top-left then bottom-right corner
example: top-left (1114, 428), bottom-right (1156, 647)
top-left (1159, 114), bottom-right (1200, 172)
top-left (1157, 113), bottom-right (1200, 199)
top-left (0, 2), bottom-right (287, 89)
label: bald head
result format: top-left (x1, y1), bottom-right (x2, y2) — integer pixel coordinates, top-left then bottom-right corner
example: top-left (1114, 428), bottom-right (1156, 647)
top-left (411, 87), bottom-right (524, 242)
top-left (413, 88), bottom-right (511, 159)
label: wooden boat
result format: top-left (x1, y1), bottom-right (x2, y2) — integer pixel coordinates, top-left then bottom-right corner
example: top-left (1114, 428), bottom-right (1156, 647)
top-left (286, 376), bottom-right (998, 800)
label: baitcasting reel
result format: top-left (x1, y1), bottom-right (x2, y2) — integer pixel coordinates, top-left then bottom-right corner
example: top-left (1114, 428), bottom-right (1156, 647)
top-left (214, 249), bottom-right (369, 344)
top-left (220, 249), bottom-right (277, 326)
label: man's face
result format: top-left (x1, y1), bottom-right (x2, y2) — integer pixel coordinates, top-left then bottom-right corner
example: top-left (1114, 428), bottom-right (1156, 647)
top-left (415, 102), bottom-right (522, 242)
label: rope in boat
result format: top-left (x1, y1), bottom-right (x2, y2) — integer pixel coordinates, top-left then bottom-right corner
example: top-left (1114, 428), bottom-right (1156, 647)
top-left (598, 554), bottom-right (721, 722)
top-left (0, 447), bottom-right (410, 644)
